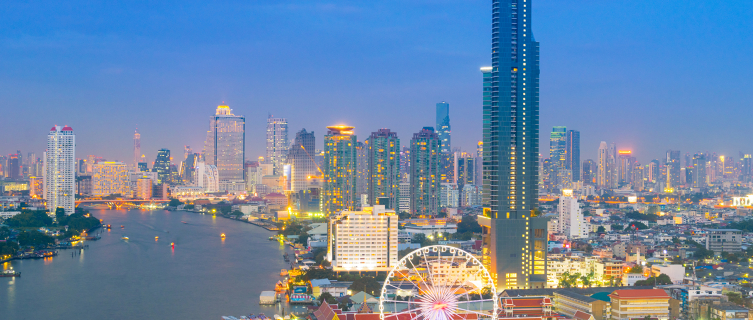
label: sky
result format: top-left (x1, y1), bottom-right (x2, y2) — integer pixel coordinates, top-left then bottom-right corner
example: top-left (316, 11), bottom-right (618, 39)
top-left (1, 0), bottom-right (752, 165)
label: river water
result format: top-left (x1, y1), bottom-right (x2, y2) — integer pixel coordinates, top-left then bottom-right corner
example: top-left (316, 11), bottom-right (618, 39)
top-left (0, 209), bottom-right (308, 319)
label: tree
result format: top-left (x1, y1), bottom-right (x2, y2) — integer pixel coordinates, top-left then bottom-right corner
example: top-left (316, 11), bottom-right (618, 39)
top-left (5, 210), bottom-right (53, 228)
top-left (229, 210), bottom-right (244, 217)
top-left (55, 207), bottom-right (66, 224)
top-left (628, 265), bottom-right (643, 274)
top-left (0, 226), bottom-right (10, 240)
top-left (318, 292), bottom-right (337, 305)
top-left (596, 226), bottom-right (606, 233)
top-left (634, 274), bottom-right (672, 286)
top-left (0, 241), bottom-right (19, 256)
top-left (168, 198), bottom-right (183, 207)
top-left (457, 215), bottom-right (482, 234)
top-left (558, 272), bottom-right (581, 288)
top-left (631, 222), bottom-right (648, 230)
top-left (412, 233), bottom-right (427, 245)
top-left (17, 230), bottom-right (55, 247)
top-left (611, 224), bottom-right (624, 231)
top-left (350, 277), bottom-right (381, 296)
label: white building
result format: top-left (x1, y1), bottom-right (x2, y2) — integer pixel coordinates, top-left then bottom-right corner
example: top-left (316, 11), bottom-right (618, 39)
top-left (439, 183), bottom-right (459, 208)
top-left (327, 205), bottom-right (399, 271)
top-left (558, 191), bottom-right (588, 239)
top-left (398, 182), bottom-right (410, 213)
top-left (650, 264), bottom-right (685, 284)
top-left (45, 125), bottom-right (76, 215)
top-left (195, 162), bottom-right (219, 193)
top-left (203, 105), bottom-right (245, 192)
top-left (461, 184), bottom-right (481, 207)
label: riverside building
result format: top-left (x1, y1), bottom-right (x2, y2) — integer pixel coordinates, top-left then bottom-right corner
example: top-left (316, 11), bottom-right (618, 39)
top-left (322, 126), bottom-right (357, 215)
top-left (203, 105), bottom-right (246, 192)
top-left (45, 125), bottom-right (76, 215)
top-left (326, 205), bottom-right (398, 271)
top-left (91, 161), bottom-right (130, 196)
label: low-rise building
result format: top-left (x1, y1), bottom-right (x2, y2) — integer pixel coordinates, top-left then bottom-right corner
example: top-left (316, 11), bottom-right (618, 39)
top-left (706, 229), bottom-right (742, 254)
top-left (327, 205), bottom-right (399, 271)
top-left (554, 290), bottom-right (609, 320)
top-left (609, 289), bottom-right (670, 320)
top-left (710, 304), bottom-right (750, 320)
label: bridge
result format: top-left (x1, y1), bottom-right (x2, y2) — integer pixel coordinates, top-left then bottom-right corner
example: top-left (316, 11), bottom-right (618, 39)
top-left (75, 199), bottom-right (170, 209)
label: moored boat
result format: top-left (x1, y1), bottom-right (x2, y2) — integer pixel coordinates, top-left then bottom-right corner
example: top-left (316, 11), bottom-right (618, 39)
top-left (1, 269), bottom-right (21, 277)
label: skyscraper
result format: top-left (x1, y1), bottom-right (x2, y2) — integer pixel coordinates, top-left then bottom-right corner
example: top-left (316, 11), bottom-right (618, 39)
top-left (46, 125), bottom-right (75, 215)
top-left (203, 105), bottom-right (246, 192)
top-left (692, 153), bottom-right (707, 189)
top-left (481, 0), bottom-right (546, 290)
top-left (322, 126), bottom-right (357, 215)
top-left (549, 126), bottom-right (567, 188)
top-left (367, 129), bottom-right (400, 209)
top-left (597, 141), bottom-right (610, 189)
top-left (410, 127), bottom-right (440, 216)
top-left (152, 149), bottom-right (171, 185)
top-left (666, 150), bottom-right (681, 189)
top-left (481, 66), bottom-right (493, 207)
top-left (266, 116), bottom-right (289, 175)
top-left (289, 129), bottom-right (317, 192)
top-left (133, 128), bottom-right (141, 170)
top-left (581, 159), bottom-right (595, 184)
top-left (436, 102), bottom-right (451, 154)
top-left (566, 130), bottom-right (580, 182)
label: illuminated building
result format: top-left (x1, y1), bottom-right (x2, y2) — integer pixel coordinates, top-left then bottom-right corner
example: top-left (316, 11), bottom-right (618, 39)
top-left (92, 161), bottom-right (130, 196)
top-left (666, 150), bottom-right (681, 189)
top-left (29, 176), bottom-right (42, 198)
top-left (356, 141), bottom-right (369, 201)
top-left (558, 190), bottom-right (587, 239)
top-left (322, 125), bottom-right (357, 215)
top-left (326, 205), bottom-right (398, 271)
top-left (549, 126), bottom-right (566, 188)
top-left (5, 154), bottom-right (20, 179)
top-left (409, 127), bottom-right (441, 215)
top-left (180, 153), bottom-right (198, 183)
top-left (597, 141), bottom-right (611, 189)
top-left (581, 159), bottom-right (595, 184)
top-left (45, 125), bottom-right (75, 215)
top-left (289, 129), bottom-right (317, 192)
top-left (203, 105), bottom-right (246, 192)
top-left (366, 129), bottom-right (400, 209)
top-left (135, 177), bottom-right (152, 200)
top-left (436, 101), bottom-right (451, 154)
top-left (152, 149), bottom-right (171, 184)
top-left (133, 128), bottom-right (140, 170)
top-left (743, 154), bottom-right (752, 182)
top-left (398, 182), bottom-right (410, 212)
top-left (266, 116), bottom-right (288, 175)
top-left (609, 289), bottom-right (670, 320)
top-left (195, 162), bottom-right (219, 193)
top-left (566, 130), bottom-right (580, 182)
top-left (692, 153), bottom-right (707, 189)
top-left (481, 0), bottom-right (548, 291)
top-left (617, 150), bottom-right (634, 186)
top-left (705, 229), bottom-right (742, 254)
top-left (440, 183), bottom-right (459, 208)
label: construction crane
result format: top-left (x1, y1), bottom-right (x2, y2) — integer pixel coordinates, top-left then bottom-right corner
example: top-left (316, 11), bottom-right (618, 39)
top-left (300, 145), bottom-right (324, 177)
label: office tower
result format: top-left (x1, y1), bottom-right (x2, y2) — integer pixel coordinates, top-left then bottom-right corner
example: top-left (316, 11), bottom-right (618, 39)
top-left (138, 162), bottom-right (149, 172)
top-left (29, 176), bottom-right (43, 198)
top-left (440, 183), bottom-right (459, 208)
top-left (6, 154), bottom-right (21, 179)
top-left (581, 159), bottom-right (595, 185)
top-left (409, 127), bottom-right (441, 216)
top-left (203, 105), bottom-right (246, 192)
top-left (742, 155), bottom-right (752, 182)
top-left (91, 162), bottom-right (130, 196)
top-left (135, 177), bottom-right (153, 200)
top-left (45, 125), bottom-right (75, 215)
top-left (481, 66), bottom-right (493, 207)
top-left (195, 162), bottom-right (220, 193)
top-left (133, 128), bottom-right (140, 169)
top-left (692, 153), bottom-right (707, 189)
top-left (366, 129), bottom-right (400, 209)
top-left (566, 130), bottom-right (580, 182)
top-left (289, 129), bottom-right (317, 192)
top-left (666, 150), bottom-right (681, 189)
top-left (152, 149), bottom-right (171, 184)
top-left (326, 205), bottom-right (398, 271)
top-left (481, 0), bottom-right (546, 291)
top-left (608, 143), bottom-right (618, 188)
top-left (184, 146), bottom-right (192, 160)
top-left (558, 190), bottom-right (587, 239)
top-left (322, 126), bottom-right (357, 215)
top-left (181, 153), bottom-right (198, 183)
top-left (266, 116), bottom-right (288, 175)
top-left (549, 126), bottom-right (566, 187)
top-left (399, 146), bottom-right (411, 181)
top-left (356, 141), bottom-right (369, 201)
top-left (597, 142), bottom-right (610, 189)
top-left (440, 152), bottom-right (455, 183)
top-left (436, 102), bottom-right (451, 153)
top-left (617, 150), bottom-right (634, 186)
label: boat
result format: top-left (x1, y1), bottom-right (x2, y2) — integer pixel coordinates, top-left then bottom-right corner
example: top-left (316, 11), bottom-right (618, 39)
top-left (221, 233), bottom-right (226, 239)
top-left (122, 236), bottom-right (129, 240)
top-left (120, 225), bottom-right (124, 228)
top-left (155, 236), bottom-right (159, 241)
top-left (1, 269), bottom-right (21, 277)
top-left (258, 313), bottom-right (268, 319)
top-left (280, 269), bottom-right (288, 276)
top-left (106, 225), bottom-right (111, 229)
top-left (181, 221), bottom-right (187, 224)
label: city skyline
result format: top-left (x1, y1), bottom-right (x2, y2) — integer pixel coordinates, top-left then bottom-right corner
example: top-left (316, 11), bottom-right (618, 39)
top-left (1, 0), bottom-right (751, 164)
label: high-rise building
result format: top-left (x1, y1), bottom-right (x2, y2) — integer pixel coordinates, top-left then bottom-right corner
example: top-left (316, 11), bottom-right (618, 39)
top-left (203, 105), bottom-right (245, 192)
top-left (558, 190), bottom-right (587, 239)
top-left (355, 141), bottom-right (369, 202)
top-left (742, 154), bottom-right (752, 182)
top-left (322, 126), bottom-right (357, 215)
top-left (289, 129), bottom-right (317, 192)
top-left (692, 153), bottom-right (707, 189)
top-left (581, 159), bottom-right (595, 185)
top-left (45, 125), bottom-right (75, 215)
top-left (666, 150), bottom-right (681, 189)
top-left (549, 126), bottom-right (567, 187)
top-left (152, 149), bottom-right (171, 185)
top-left (480, 0), bottom-right (547, 291)
top-left (481, 66), bottom-right (493, 207)
top-left (597, 142), bottom-right (610, 189)
top-left (566, 130), bottom-right (580, 182)
top-left (91, 162), bottom-right (130, 196)
top-left (366, 129), bottom-right (400, 209)
top-left (195, 162), bottom-right (219, 193)
top-left (436, 102), bottom-right (451, 154)
top-left (133, 128), bottom-right (141, 170)
top-left (180, 153), bottom-right (198, 184)
top-left (409, 127), bottom-right (441, 216)
top-left (266, 116), bottom-right (288, 175)
top-left (326, 205), bottom-right (399, 271)
top-left (135, 177), bottom-right (152, 200)
top-left (617, 150), bottom-right (634, 186)
top-left (608, 142), bottom-right (618, 189)
top-left (6, 154), bottom-right (21, 179)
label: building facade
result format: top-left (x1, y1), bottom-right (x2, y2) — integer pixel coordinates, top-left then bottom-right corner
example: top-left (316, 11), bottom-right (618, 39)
top-left (289, 129), bottom-right (317, 192)
top-left (203, 105), bottom-right (245, 192)
top-left (152, 149), bottom-right (171, 185)
top-left (92, 162), bottom-right (130, 196)
top-left (367, 129), bottom-right (400, 209)
top-left (436, 102), bottom-right (451, 154)
top-left (45, 126), bottom-right (76, 215)
top-left (326, 205), bottom-right (398, 271)
top-left (266, 116), bottom-right (288, 175)
top-left (322, 126), bottom-right (357, 215)
top-left (409, 127), bottom-right (441, 216)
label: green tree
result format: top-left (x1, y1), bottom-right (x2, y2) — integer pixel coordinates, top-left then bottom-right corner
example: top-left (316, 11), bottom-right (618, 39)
top-left (457, 215), bottom-right (482, 234)
top-left (412, 233), bottom-right (427, 246)
top-left (318, 292), bottom-right (337, 305)
top-left (229, 210), bottom-right (244, 217)
top-left (611, 224), bottom-right (624, 231)
top-left (17, 230), bottom-right (55, 247)
top-left (596, 226), bottom-right (606, 233)
top-left (0, 226), bottom-right (10, 240)
top-left (634, 274), bottom-right (672, 286)
top-left (350, 277), bottom-right (382, 296)
top-left (168, 198), bottom-right (183, 207)
top-left (5, 210), bottom-right (53, 228)
top-left (0, 241), bottom-right (19, 256)
top-left (631, 222), bottom-right (648, 230)
top-left (55, 207), bottom-right (66, 224)
top-left (628, 265), bottom-right (643, 274)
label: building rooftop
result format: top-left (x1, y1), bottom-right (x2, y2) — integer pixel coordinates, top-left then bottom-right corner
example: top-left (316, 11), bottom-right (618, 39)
top-left (609, 289), bottom-right (669, 299)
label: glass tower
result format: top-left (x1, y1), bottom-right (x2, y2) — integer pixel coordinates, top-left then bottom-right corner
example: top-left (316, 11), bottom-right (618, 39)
top-left (436, 102), bottom-right (451, 154)
top-left (566, 130), bottom-right (580, 182)
top-left (409, 127), bottom-right (441, 216)
top-left (203, 105), bottom-right (246, 192)
top-left (367, 129), bottom-right (400, 209)
top-left (266, 116), bottom-right (289, 175)
top-left (322, 126), bottom-right (357, 215)
top-left (481, 0), bottom-right (547, 290)
top-left (152, 149), bottom-right (171, 184)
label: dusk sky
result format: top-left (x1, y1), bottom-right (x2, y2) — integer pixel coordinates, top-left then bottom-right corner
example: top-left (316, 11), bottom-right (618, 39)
top-left (1, 0), bottom-right (751, 165)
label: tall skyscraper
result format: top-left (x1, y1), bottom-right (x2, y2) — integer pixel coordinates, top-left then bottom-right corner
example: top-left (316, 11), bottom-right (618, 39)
top-left (608, 142), bottom-right (618, 188)
top-left (597, 141), bottom-right (610, 189)
top-left (481, 66), bottom-right (493, 207)
top-left (266, 116), bottom-right (289, 175)
top-left (692, 153), bottom-right (707, 189)
top-left (152, 149), bottom-right (171, 184)
top-left (666, 150), bottom-right (681, 189)
top-left (481, 0), bottom-right (546, 291)
top-left (581, 159), bottom-right (595, 184)
top-left (566, 130), bottom-right (580, 182)
top-left (289, 129), bottom-right (317, 192)
top-left (367, 129), bottom-right (400, 209)
top-left (45, 125), bottom-right (75, 215)
top-left (410, 127), bottom-right (440, 216)
top-left (133, 128), bottom-right (141, 170)
top-left (617, 151), bottom-right (634, 186)
top-left (549, 126), bottom-right (567, 187)
top-left (203, 105), bottom-right (246, 192)
top-left (322, 126), bottom-right (357, 215)
top-left (436, 102), bottom-right (451, 154)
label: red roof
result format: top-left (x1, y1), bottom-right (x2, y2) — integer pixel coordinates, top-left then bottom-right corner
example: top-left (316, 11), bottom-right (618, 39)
top-left (573, 311), bottom-right (594, 320)
top-left (62, 126), bottom-right (73, 131)
top-left (609, 289), bottom-right (669, 299)
top-left (50, 126), bottom-right (57, 131)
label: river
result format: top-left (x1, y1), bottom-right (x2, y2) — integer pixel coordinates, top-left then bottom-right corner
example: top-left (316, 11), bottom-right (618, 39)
top-left (0, 209), bottom-right (308, 319)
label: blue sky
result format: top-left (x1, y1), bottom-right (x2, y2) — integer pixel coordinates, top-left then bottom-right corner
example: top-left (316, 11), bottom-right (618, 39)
top-left (1, 0), bottom-right (751, 164)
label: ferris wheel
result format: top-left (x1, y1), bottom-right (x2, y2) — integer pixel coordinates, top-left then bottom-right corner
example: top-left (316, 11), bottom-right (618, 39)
top-left (379, 245), bottom-right (498, 320)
